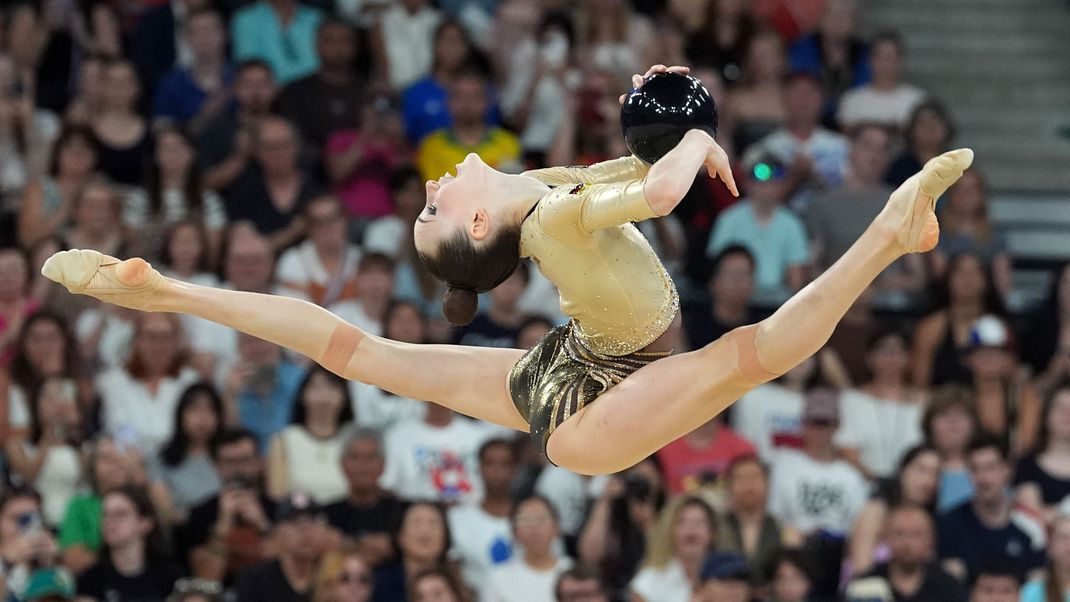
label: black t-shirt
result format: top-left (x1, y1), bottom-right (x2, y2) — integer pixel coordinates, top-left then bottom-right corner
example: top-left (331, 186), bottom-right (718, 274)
top-left (867, 562), bottom-right (967, 602)
top-left (451, 314), bottom-right (520, 349)
top-left (235, 558), bottom-right (312, 602)
top-left (197, 111), bottom-right (240, 172)
top-left (274, 74), bottom-right (364, 148)
top-left (681, 300), bottom-right (754, 350)
top-left (76, 556), bottom-right (182, 602)
top-left (175, 491), bottom-right (277, 578)
top-left (223, 169), bottom-right (326, 235)
top-left (937, 501), bottom-right (1046, 574)
top-left (323, 494), bottom-right (405, 539)
top-left (1014, 453), bottom-right (1070, 505)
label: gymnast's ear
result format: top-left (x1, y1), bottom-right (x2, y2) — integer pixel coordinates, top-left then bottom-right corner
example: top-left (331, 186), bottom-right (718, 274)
top-left (469, 209), bottom-right (490, 241)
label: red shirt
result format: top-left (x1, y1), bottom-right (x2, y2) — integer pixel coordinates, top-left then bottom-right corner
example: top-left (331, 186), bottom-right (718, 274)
top-left (658, 425), bottom-right (757, 494)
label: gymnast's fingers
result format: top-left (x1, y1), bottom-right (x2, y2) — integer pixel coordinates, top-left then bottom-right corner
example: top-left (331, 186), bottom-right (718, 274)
top-left (666, 65), bottom-right (690, 74)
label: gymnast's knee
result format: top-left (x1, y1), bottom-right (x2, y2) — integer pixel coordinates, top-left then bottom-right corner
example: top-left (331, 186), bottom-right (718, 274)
top-left (724, 324), bottom-right (781, 385)
top-left (319, 322), bottom-right (366, 377)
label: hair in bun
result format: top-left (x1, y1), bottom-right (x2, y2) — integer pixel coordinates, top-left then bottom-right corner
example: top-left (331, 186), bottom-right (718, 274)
top-left (443, 287), bottom-right (479, 326)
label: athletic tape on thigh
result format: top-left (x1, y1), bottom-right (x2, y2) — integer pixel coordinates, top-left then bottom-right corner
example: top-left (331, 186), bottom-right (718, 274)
top-left (320, 323), bottom-right (365, 376)
top-left (728, 324), bottom-right (781, 384)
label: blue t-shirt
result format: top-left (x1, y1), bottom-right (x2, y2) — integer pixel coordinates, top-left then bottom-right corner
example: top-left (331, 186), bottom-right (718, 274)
top-left (153, 66), bottom-right (234, 124)
top-left (231, 2), bottom-right (322, 84)
top-left (1021, 580), bottom-right (1070, 602)
top-left (402, 76), bottom-right (502, 144)
top-left (706, 200), bottom-right (809, 293)
top-left (237, 361), bottom-right (306, 451)
top-left (937, 469), bottom-right (974, 513)
top-left (936, 501), bottom-right (1046, 574)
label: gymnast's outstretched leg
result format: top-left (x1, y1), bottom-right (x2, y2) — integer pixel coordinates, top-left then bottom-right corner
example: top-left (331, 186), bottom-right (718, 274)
top-left (546, 148), bottom-right (974, 474)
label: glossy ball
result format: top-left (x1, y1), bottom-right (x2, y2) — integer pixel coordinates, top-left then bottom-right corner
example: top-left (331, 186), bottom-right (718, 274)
top-left (620, 72), bottom-right (719, 164)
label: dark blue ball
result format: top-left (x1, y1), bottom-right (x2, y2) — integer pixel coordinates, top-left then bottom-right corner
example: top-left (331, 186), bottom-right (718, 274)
top-left (620, 72), bottom-right (719, 164)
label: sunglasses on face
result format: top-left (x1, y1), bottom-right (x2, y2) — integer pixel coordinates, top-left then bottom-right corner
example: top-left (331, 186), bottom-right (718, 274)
top-left (340, 571), bottom-right (372, 585)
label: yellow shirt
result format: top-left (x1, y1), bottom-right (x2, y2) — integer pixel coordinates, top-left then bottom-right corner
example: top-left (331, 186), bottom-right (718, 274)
top-left (521, 156), bottom-right (679, 356)
top-left (416, 128), bottom-right (522, 182)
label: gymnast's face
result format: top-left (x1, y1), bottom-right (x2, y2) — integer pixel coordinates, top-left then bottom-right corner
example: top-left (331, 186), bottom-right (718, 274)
top-left (413, 152), bottom-right (494, 255)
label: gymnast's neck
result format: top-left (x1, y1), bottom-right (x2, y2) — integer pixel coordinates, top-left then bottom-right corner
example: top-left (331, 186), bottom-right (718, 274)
top-left (490, 171), bottom-right (550, 227)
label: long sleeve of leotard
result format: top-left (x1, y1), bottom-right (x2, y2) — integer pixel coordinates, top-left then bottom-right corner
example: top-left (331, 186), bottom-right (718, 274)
top-left (522, 155), bottom-right (650, 187)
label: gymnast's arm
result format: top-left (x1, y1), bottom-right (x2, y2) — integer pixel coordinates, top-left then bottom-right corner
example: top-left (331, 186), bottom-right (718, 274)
top-left (522, 155), bottom-right (650, 187)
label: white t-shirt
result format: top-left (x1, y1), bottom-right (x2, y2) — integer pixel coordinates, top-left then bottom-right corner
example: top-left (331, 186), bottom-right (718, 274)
top-left (349, 382), bottom-right (426, 431)
top-left (21, 443), bottom-right (83, 527)
top-left (750, 127), bottom-right (849, 210)
top-left (480, 557), bottom-right (573, 602)
top-left (75, 309), bottom-right (136, 371)
top-left (534, 467), bottom-right (608, 537)
top-left (123, 188), bottom-right (228, 231)
top-left (836, 84), bottom-right (927, 130)
top-left (731, 384), bottom-right (805, 461)
top-left (630, 560), bottom-right (693, 602)
top-left (7, 384), bottom-right (29, 430)
top-left (327, 299), bottom-right (382, 337)
top-left (96, 366), bottom-right (201, 456)
top-left (768, 448), bottom-right (869, 535)
top-left (381, 4), bottom-right (441, 90)
top-left (380, 417), bottom-right (492, 504)
top-left (447, 504), bottom-right (513, 589)
top-left (277, 425), bottom-right (350, 504)
top-left (834, 389), bottom-right (924, 478)
top-left (363, 216), bottom-right (405, 258)
top-left (275, 240), bottom-right (362, 305)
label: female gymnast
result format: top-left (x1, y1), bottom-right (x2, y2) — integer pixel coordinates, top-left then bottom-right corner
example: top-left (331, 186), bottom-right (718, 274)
top-left (42, 66), bottom-right (974, 476)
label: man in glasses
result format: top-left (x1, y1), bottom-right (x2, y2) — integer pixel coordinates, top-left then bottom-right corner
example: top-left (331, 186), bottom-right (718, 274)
top-left (555, 567), bottom-right (609, 602)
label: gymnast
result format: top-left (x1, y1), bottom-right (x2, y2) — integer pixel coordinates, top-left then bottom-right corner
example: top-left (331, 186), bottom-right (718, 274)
top-left (42, 65), bottom-right (974, 476)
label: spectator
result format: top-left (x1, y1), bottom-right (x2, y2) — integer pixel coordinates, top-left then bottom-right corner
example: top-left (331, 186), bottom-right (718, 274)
top-left (160, 220), bottom-right (219, 289)
top-left (574, 0), bottom-right (653, 83)
top-left (837, 31), bottom-right (926, 133)
top-left (130, 0), bottom-right (214, 100)
top-left (22, 566), bottom-right (77, 602)
top-left (768, 550), bottom-right (813, 602)
top-left (377, 0), bottom-right (443, 92)
top-left (938, 434), bottom-right (1046, 580)
top-left (0, 247), bottom-right (39, 363)
top-left (787, 0), bottom-right (871, 122)
top-left (847, 445), bottom-right (940, 577)
top-left (750, 72), bottom-right (849, 211)
top-left (17, 126), bottom-right (98, 250)
top-left (267, 366), bottom-right (354, 504)
top-left (850, 504), bottom-right (966, 602)
top-left (154, 383), bottom-right (225, 521)
top-left (1022, 262), bottom-right (1070, 396)
top-left (963, 314), bottom-right (1042, 455)
top-left (0, 487), bottom-right (59, 600)
top-left (235, 491), bottom-right (331, 601)
top-left (1016, 385), bottom-right (1070, 522)
top-left (1021, 513), bottom-right (1070, 601)
top-left (930, 170), bottom-right (1013, 297)
top-left (409, 567), bottom-right (469, 602)
top-left (231, 0), bottom-right (323, 85)
top-left (693, 552), bottom-right (751, 602)
top-left (76, 486), bottom-right (181, 601)
top-left (968, 561), bottom-right (1023, 602)
top-left (97, 312), bottom-right (199, 456)
top-left (731, 355), bottom-right (816, 460)
top-left (555, 566), bottom-right (609, 602)
top-left (91, 60), bottom-right (153, 186)
top-left (124, 126), bottom-right (228, 262)
top-left (153, 7), bottom-right (233, 128)
top-left (923, 385), bottom-right (979, 512)
top-left (63, 54), bottom-right (107, 127)
top-left (685, 0), bottom-right (756, 85)
top-left (769, 388), bottom-right (868, 536)
top-left (199, 60), bottom-right (277, 193)
top-left (721, 29), bottom-right (787, 158)
top-left (0, 54), bottom-right (60, 212)
top-left (6, 311), bottom-right (84, 445)
top-left (313, 545), bottom-right (374, 602)
top-left (629, 495), bottom-right (717, 602)
top-left (5, 377), bottom-right (85, 527)
top-left (836, 328), bottom-right (927, 480)
top-left (683, 245), bottom-right (756, 351)
top-left (448, 438), bottom-right (516, 589)
top-left (182, 428), bottom-right (276, 585)
top-left (328, 253), bottom-right (397, 337)
top-left (657, 417), bottom-right (756, 494)
top-left (276, 195), bottom-right (362, 307)
top-left (706, 151), bottom-right (809, 294)
top-left (323, 429), bottom-right (405, 567)
top-left (61, 177), bottom-right (128, 257)
top-left (481, 495), bottom-right (572, 602)
top-left (885, 100), bottom-right (955, 187)
top-left (911, 252), bottom-right (1007, 388)
top-left (372, 502), bottom-right (453, 602)
top-left (347, 300), bottom-right (428, 430)
top-left (224, 332), bottom-right (306, 451)
top-left (451, 264), bottom-right (527, 348)
top-left (415, 69), bottom-right (521, 182)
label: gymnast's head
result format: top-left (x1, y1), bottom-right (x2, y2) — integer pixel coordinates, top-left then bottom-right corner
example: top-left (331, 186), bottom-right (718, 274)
top-left (414, 151), bottom-right (524, 327)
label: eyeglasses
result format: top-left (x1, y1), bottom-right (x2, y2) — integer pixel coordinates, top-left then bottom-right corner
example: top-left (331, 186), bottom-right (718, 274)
top-left (340, 571), bottom-right (372, 585)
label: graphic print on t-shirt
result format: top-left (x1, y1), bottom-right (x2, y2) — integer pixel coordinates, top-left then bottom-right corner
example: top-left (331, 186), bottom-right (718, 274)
top-left (419, 447), bottom-right (475, 500)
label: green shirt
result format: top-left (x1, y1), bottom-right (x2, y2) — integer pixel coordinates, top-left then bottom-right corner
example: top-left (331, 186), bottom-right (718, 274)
top-left (58, 494), bottom-right (101, 551)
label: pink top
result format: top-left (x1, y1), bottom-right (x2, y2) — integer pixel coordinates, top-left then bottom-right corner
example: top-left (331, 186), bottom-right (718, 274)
top-left (325, 130), bottom-right (399, 219)
top-left (658, 424), bottom-right (757, 494)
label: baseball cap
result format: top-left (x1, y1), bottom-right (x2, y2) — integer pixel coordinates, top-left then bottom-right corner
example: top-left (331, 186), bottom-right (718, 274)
top-left (742, 148), bottom-right (787, 183)
top-left (700, 552), bottom-right (750, 582)
top-left (803, 388), bottom-right (840, 424)
top-left (23, 568), bottom-right (75, 601)
top-left (275, 491), bottom-right (322, 523)
top-left (844, 576), bottom-right (894, 602)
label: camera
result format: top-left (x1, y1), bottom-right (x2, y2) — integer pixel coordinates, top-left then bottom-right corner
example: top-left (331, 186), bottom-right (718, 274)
top-left (623, 473), bottom-right (652, 502)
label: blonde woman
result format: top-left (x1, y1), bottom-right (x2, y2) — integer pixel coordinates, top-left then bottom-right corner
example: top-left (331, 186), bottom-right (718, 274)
top-left (629, 495), bottom-right (717, 602)
top-left (313, 545), bottom-right (374, 602)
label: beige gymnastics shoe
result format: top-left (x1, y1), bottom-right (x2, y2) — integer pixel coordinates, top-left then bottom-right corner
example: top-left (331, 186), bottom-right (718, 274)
top-left (42, 249), bottom-right (163, 311)
top-left (882, 148), bottom-right (974, 254)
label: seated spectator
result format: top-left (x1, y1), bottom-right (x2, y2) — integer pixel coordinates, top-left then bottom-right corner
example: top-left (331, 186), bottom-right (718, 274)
top-left (5, 377), bottom-right (85, 527)
top-left (1022, 262), bottom-right (1070, 396)
top-left (573, 0), bottom-right (653, 83)
top-left (223, 116), bottom-right (326, 251)
top-left (788, 0), bottom-right (870, 122)
top-left (885, 100), bottom-right (954, 187)
top-left (63, 54), bottom-right (106, 127)
top-left (481, 495), bottom-right (572, 602)
top-left (91, 60), bottom-right (153, 186)
top-left (153, 7), bottom-right (232, 128)
top-left (276, 195), bottom-right (362, 307)
top-left (129, 0), bottom-right (205, 98)
top-left (706, 151), bottom-right (809, 294)
top-left (0, 487), bottom-right (59, 600)
top-left (22, 566), bottom-right (77, 602)
top-left (61, 177), bottom-right (128, 258)
top-left (836, 31), bottom-right (926, 133)
top-left (968, 560), bottom-right (1023, 602)
top-left (97, 312), bottom-right (200, 456)
top-left (409, 567), bottom-right (469, 602)
top-left (312, 545), bottom-right (374, 602)
top-left (931, 170), bottom-right (1013, 297)
top-left (154, 383), bottom-right (224, 521)
top-left (911, 252), bottom-right (1007, 388)
top-left (721, 29), bottom-right (787, 158)
top-left (768, 550), bottom-right (814, 602)
top-left (448, 438), bottom-right (516, 589)
top-left (685, 0), bottom-right (756, 85)
top-left (963, 315), bottom-right (1042, 455)
top-left (1016, 385), bottom-right (1070, 522)
top-left (224, 333), bottom-right (306, 452)
top-left (328, 253), bottom-right (397, 337)
top-left (731, 355), bottom-right (817, 460)
top-left (160, 220), bottom-right (219, 288)
top-left (750, 72), bottom-right (848, 210)
top-left (683, 245), bottom-right (757, 351)
top-left (373, 502), bottom-right (454, 602)
top-left (938, 434), bottom-right (1046, 581)
top-left (534, 464), bottom-right (597, 549)
top-left (0, 54), bottom-right (60, 212)
top-left (17, 126), bottom-right (99, 250)
top-left (629, 495), bottom-right (717, 602)
top-left (657, 417), bottom-right (756, 494)
top-left (323, 429), bottom-right (405, 567)
top-left (836, 328), bottom-right (927, 480)
top-left (181, 429), bottom-right (277, 585)
top-left (1022, 513), bottom-right (1070, 601)
top-left (267, 366), bottom-right (354, 504)
top-left (451, 264), bottom-right (527, 348)
top-left (377, 0), bottom-right (443, 92)
top-left (555, 566), bottom-right (609, 602)
top-left (76, 486), bottom-right (181, 601)
top-left (415, 68), bottom-right (521, 182)
top-left (693, 552), bottom-right (751, 602)
top-left (124, 126), bottom-right (228, 262)
top-left (847, 445), bottom-right (940, 577)
top-left (923, 385), bottom-right (979, 512)
top-left (231, 0), bottom-right (323, 85)
top-left (348, 300), bottom-right (429, 430)
top-left (717, 455), bottom-right (795, 591)
top-left (850, 504), bottom-right (966, 602)
top-left (198, 60), bottom-right (277, 193)
top-left (274, 19), bottom-right (364, 152)
top-left (769, 388), bottom-right (868, 537)
top-left (0, 247), bottom-right (40, 364)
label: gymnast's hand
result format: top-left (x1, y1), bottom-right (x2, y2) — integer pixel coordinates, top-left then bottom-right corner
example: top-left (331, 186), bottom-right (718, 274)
top-left (617, 64), bottom-right (690, 105)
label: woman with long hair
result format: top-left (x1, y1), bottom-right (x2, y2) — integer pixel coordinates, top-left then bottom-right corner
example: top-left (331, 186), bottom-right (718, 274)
top-left (930, 169), bottom-right (1012, 296)
top-left (0, 247), bottom-right (40, 364)
top-left (685, 0), bottom-right (756, 86)
top-left (17, 125), bottom-right (99, 249)
top-left (156, 383), bottom-right (224, 520)
top-left (90, 59), bottom-right (152, 186)
top-left (410, 567), bottom-right (470, 602)
top-left (1020, 512), bottom-right (1070, 602)
top-left (61, 176), bottom-right (128, 257)
top-left (629, 494), bottom-right (718, 602)
top-left (313, 545), bottom-right (375, 602)
top-left (721, 29), bottom-right (787, 158)
top-left (885, 99), bottom-right (955, 187)
top-left (5, 310), bottom-right (84, 436)
top-left (43, 64), bottom-right (974, 477)
top-left (374, 501), bottom-right (455, 602)
top-left (1016, 385), bottom-right (1070, 523)
top-left (1023, 262), bottom-right (1070, 397)
top-left (349, 299), bottom-right (428, 430)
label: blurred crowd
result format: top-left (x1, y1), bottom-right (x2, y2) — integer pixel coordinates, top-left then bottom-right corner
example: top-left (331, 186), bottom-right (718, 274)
top-left (0, 0), bottom-right (1064, 601)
